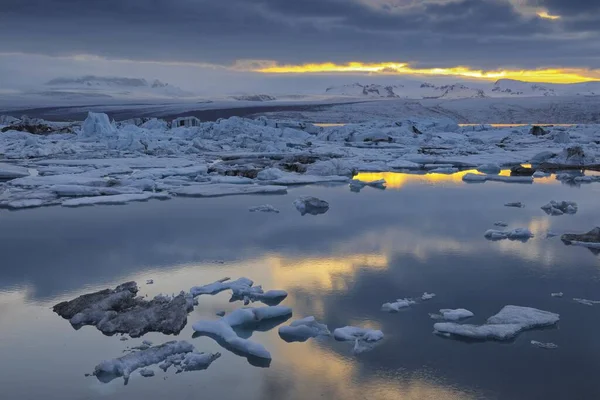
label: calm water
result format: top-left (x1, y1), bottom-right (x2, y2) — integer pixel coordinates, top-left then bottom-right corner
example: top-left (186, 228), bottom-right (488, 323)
top-left (1, 173), bottom-right (600, 400)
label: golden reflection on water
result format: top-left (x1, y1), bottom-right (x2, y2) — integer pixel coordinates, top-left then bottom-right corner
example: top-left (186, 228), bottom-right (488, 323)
top-left (355, 167), bottom-right (556, 190)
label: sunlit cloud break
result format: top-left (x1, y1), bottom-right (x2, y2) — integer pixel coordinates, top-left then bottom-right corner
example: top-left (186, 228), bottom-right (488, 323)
top-left (253, 61), bottom-right (600, 84)
top-left (537, 11), bottom-right (561, 20)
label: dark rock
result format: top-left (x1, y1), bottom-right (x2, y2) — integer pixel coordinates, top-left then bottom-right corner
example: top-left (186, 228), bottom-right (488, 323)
top-left (510, 166), bottom-right (535, 176)
top-left (529, 126), bottom-right (549, 136)
top-left (412, 126), bottom-right (423, 135)
top-left (561, 227), bottom-right (600, 244)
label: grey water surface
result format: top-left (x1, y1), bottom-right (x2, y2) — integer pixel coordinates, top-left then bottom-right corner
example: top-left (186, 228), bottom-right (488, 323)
top-left (1, 173), bottom-right (599, 400)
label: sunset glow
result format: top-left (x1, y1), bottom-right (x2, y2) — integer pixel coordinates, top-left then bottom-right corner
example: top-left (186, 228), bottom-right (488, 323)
top-left (254, 62), bottom-right (600, 84)
top-left (537, 11), bottom-right (561, 20)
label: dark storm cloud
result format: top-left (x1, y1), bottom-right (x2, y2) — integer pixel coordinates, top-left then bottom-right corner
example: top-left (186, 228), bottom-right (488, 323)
top-left (0, 0), bottom-right (599, 68)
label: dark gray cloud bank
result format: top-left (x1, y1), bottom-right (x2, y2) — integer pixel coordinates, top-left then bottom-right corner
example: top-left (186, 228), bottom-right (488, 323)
top-left (0, 0), bottom-right (599, 69)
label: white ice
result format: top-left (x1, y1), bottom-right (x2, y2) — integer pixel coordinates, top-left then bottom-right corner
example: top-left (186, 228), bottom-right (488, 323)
top-left (171, 184), bottom-right (287, 197)
top-left (573, 298), bottom-right (600, 306)
top-left (0, 163), bottom-right (30, 179)
top-left (484, 228), bottom-right (534, 241)
top-left (430, 308), bottom-right (474, 321)
top-left (249, 204), bottom-right (280, 213)
top-left (278, 316), bottom-right (331, 342)
top-left (381, 298), bottom-right (416, 312)
top-left (530, 340), bottom-right (558, 349)
top-left (541, 201), bottom-right (578, 216)
top-left (422, 292), bottom-right (436, 300)
top-left (551, 292), bottom-right (563, 298)
top-left (62, 193), bottom-right (170, 207)
top-left (333, 326), bottom-right (384, 354)
top-left (433, 305), bottom-right (559, 341)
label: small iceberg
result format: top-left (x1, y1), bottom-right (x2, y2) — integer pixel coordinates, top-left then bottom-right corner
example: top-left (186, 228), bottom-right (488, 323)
top-left (494, 221), bottom-right (508, 227)
top-left (421, 292), bottom-right (436, 301)
top-left (349, 179), bottom-right (386, 192)
top-left (430, 308), bottom-right (474, 321)
top-left (573, 298), bottom-right (600, 306)
top-left (504, 202), bottom-right (525, 208)
top-left (293, 196), bottom-right (329, 216)
top-left (541, 201), bottom-right (578, 216)
top-left (531, 340), bottom-right (558, 350)
top-left (192, 306), bottom-right (292, 364)
top-left (551, 292), bottom-right (564, 298)
top-left (249, 204), bottom-right (280, 213)
top-left (433, 305), bottom-right (559, 341)
top-left (93, 340), bottom-right (219, 383)
top-left (333, 326), bottom-right (384, 354)
top-left (190, 277), bottom-right (287, 305)
top-left (381, 298), bottom-right (416, 312)
top-left (484, 228), bottom-right (533, 241)
top-left (278, 316), bottom-right (331, 342)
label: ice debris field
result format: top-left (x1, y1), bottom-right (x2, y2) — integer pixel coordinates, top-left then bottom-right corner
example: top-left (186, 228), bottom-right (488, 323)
top-left (1, 112), bottom-right (600, 210)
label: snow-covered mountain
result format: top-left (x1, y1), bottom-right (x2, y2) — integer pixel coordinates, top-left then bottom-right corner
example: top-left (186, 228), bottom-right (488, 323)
top-left (325, 83), bottom-right (403, 98)
top-left (44, 75), bottom-right (194, 98)
top-left (492, 79), bottom-right (600, 97)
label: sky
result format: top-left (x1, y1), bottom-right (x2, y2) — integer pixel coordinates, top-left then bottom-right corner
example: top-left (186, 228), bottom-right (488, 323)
top-left (1, 0), bottom-right (600, 93)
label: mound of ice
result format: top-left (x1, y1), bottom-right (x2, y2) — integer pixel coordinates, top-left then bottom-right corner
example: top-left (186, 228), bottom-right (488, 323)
top-left (476, 164), bottom-right (501, 174)
top-left (541, 200), bottom-right (578, 216)
top-left (93, 340), bottom-right (219, 382)
top-left (53, 282), bottom-right (194, 337)
top-left (434, 305), bottom-right (559, 341)
top-left (278, 316), bottom-right (331, 342)
top-left (249, 204), bottom-right (280, 213)
top-left (381, 298), bottom-right (416, 312)
top-left (333, 326), bottom-right (384, 354)
top-left (484, 228), bottom-right (533, 241)
top-left (430, 308), bottom-right (474, 321)
top-left (546, 146), bottom-right (596, 167)
top-left (80, 112), bottom-right (116, 138)
top-left (190, 277), bottom-right (287, 305)
top-left (294, 196), bottom-right (329, 216)
top-left (192, 306), bottom-right (292, 361)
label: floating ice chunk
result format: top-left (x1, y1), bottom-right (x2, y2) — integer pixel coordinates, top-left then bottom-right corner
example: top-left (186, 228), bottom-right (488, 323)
top-left (139, 368), bottom-right (155, 377)
top-left (421, 292), bottom-right (436, 301)
top-left (94, 340), bottom-right (195, 380)
top-left (433, 305), bottom-right (559, 341)
top-left (476, 164), bottom-right (501, 174)
top-left (294, 196), bottom-right (329, 216)
top-left (541, 201), bottom-right (578, 216)
top-left (551, 292), bottom-right (563, 298)
top-left (171, 184), bottom-right (287, 197)
top-left (256, 168), bottom-right (284, 181)
top-left (381, 298), bottom-right (416, 312)
top-left (5, 199), bottom-right (46, 209)
top-left (484, 228), bottom-right (533, 241)
top-left (0, 163), bottom-right (30, 179)
top-left (430, 309), bottom-right (474, 321)
top-left (180, 352), bottom-right (222, 372)
top-left (531, 340), bottom-right (558, 350)
top-left (494, 221), bottom-right (508, 227)
top-left (570, 241), bottom-right (600, 249)
top-left (546, 145), bottom-right (596, 167)
top-left (53, 282), bottom-right (194, 337)
top-left (80, 112), bottom-right (116, 138)
top-left (462, 173), bottom-right (487, 182)
top-left (278, 316), bottom-right (331, 342)
top-left (333, 326), bottom-right (384, 354)
top-left (146, 279), bottom-right (154, 285)
top-left (533, 171), bottom-right (551, 178)
top-left (505, 202), bottom-right (525, 208)
top-left (573, 298), bottom-right (600, 306)
top-left (62, 193), bottom-right (170, 207)
top-left (429, 167), bottom-right (458, 174)
top-left (546, 231), bottom-right (559, 238)
top-left (561, 228), bottom-right (600, 248)
top-left (249, 204), bottom-right (280, 213)
top-left (190, 277), bottom-right (253, 297)
top-left (192, 306), bottom-right (292, 361)
top-left (10, 174), bottom-right (111, 188)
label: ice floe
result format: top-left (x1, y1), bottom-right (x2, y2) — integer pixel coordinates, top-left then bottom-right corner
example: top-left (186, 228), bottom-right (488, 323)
top-left (541, 200), bottom-right (578, 216)
top-left (249, 204), bottom-right (280, 213)
top-left (421, 292), bottom-right (436, 300)
top-left (278, 316), bottom-right (331, 342)
top-left (504, 202), bottom-right (525, 208)
top-left (192, 306), bottom-right (292, 364)
top-left (433, 305), bottom-right (559, 341)
top-left (294, 196), bottom-right (330, 216)
top-left (573, 298), bottom-right (600, 306)
top-left (430, 309), bottom-right (474, 321)
top-left (530, 340), bottom-right (558, 350)
top-left (171, 184), bottom-right (287, 197)
top-left (62, 193), bottom-right (170, 207)
top-left (551, 292), bottom-right (564, 298)
top-left (190, 277), bottom-right (287, 305)
top-left (381, 298), bottom-right (416, 312)
top-left (93, 340), bottom-right (219, 383)
top-left (484, 228), bottom-right (533, 241)
top-left (494, 221), bottom-right (509, 227)
top-left (53, 282), bottom-right (194, 337)
top-left (0, 163), bottom-right (30, 179)
top-left (333, 326), bottom-right (384, 354)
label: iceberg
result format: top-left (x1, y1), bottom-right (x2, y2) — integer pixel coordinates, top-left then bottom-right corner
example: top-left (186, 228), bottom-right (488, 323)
top-left (433, 305), bottom-right (559, 341)
top-left (530, 340), bottom-right (558, 350)
top-left (381, 298), bottom-right (416, 312)
top-left (190, 277), bottom-right (287, 305)
top-left (294, 196), bottom-right (329, 216)
top-left (541, 200), bottom-right (578, 216)
top-left (278, 316), bottom-right (331, 342)
top-left (430, 308), bottom-right (474, 321)
top-left (249, 204), bottom-right (280, 213)
top-left (80, 112), bottom-right (116, 138)
top-left (421, 292), bottom-right (436, 301)
top-left (484, 228), bottom-right (533, 241)
top-left (333, 326), bottom-right (384, 354)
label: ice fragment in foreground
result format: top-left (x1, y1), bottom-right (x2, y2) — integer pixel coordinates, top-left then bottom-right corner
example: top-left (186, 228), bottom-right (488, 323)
top-left (146, 279), bottom-right (154, 285)
top-left (561, 228), bottom-right (600, 250)
top-left (294, 196), bottom-right (329, 216)
top-left (541, 201), bottom-right (578, 216)
top-left (531, 340), bottom-right (558, 350)
top-left (433, 305), bottom-right (559, 341)
top-left (430, 308), bottom-right (474, 321)
top-left (551, 292), bottom-right (563, 298)
top-left (333, 326), bottom-right (384, 354)
top-left (381, 298), bottom-right (416, 312)
top-left (421, 292), bottom-right (436, 301)
top-left (278, 316), bottom-right (331, 342)
top-left (573, 298), bottom-right (600, 306)
top-left (484, 228), bottom-right (533, 241)
top-left (190, 277), bottom-right (287, 305)
top-left (249, 204), bottom-right (280, 213)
